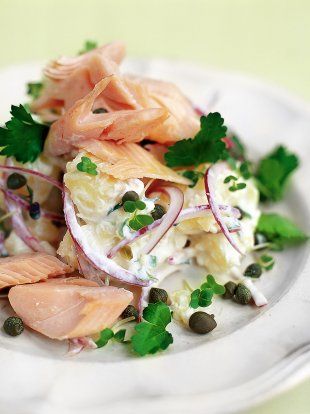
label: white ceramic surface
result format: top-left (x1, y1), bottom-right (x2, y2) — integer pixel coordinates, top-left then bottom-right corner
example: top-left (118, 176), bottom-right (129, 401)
top-left (0, 59), bottom-right (309, 414)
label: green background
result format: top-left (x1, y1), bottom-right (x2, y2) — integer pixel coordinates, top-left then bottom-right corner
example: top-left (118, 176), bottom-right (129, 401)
top-left (1, 0), bottom-right (310, 412)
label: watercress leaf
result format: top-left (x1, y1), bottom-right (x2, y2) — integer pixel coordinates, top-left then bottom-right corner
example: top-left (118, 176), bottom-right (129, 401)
top-left (135, 200), bottom-right (146, 210)
top-left (142, 302), bottom-right (171, 328)
top-left (123, 200), bottom-right (136, 213)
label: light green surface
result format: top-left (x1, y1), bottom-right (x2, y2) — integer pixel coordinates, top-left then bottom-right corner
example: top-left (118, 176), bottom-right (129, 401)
top-left (1, 0), bottom-right (309, 412)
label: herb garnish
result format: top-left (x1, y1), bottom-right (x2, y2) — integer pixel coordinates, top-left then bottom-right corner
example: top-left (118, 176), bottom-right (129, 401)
top-left (77, 156), bottom-right (98, 175)
top-left (165, 113), bottom-right (228, 168)
top-left (190, 275), bottom-right (225, 309)
top-left (27, 82), bottom-right (43, 100)
top-left (131, 302), bottom-right (173, 356)
top-left (255, 146), bottom-right (299, 201)
top-left (182, 170), bottom-right (204, 188)
top-left (223, 175), bottom-right (246, 192)
top-left (0, 105), bottom-right (49, 163)
top-left (95, 328), bottom-right (127, 348)
top-left (123, 198), bottom-right (154, 231)
top-left (78, 40), bottom-right (98, 55)
top-left (256, 213), bottom-right (308, 250)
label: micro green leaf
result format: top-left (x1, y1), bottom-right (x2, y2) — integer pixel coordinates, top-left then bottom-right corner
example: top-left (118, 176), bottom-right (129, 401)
top-left (77, 156), bottom-right (98, 176)
top-left (129, 214), bottom-right (154, 231)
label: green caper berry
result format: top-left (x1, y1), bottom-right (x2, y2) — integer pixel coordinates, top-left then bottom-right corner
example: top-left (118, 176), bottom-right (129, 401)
top-left (235, 284), bottom-right (252, 305)
top-left (151, 204), bottom-right (166, 221)
top-left (6, 173), bottom-right (27, 190)
top-left (244, 263), bottom-right (262, 278)
top-left (121, 305), bottom-right (139, 321)
top-left (92, 107), bottom-right (108, 114)
top-left (149, 287), bottom-right (168, 304)
top-left (223, 281), bottom-right (237, 299)
top-left (121, 191), bottom-right (139, 204)
top-left (3, 316), bottom-right (24, 336)
top-left (189, 312), bottom-right (217, 334)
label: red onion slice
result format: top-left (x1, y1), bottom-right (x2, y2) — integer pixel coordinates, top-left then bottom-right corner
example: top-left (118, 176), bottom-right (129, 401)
top-left (67, 337), bottom-right (97, 356)
top-left (63, 188), bottom-right (151, 287)
top-left (0, 164), bottom-right (63, 191)
top-left (204, 163), bottom-right (244, 255)
top-left (141, 186), bottom-right (184, 255)
top-left (0, 185), bottom-right (64, 222)
top-left (107, 203), bottom-right (240, 258)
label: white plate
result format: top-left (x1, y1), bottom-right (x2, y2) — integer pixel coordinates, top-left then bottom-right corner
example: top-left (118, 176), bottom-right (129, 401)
top-left (0, 60), bottom-right (309, 414)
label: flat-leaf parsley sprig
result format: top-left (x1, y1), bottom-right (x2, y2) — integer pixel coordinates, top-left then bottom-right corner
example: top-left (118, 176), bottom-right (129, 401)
top-left (0, 105), bottom-right (49, 163)
top-left (131, 302), bottom-right (173, 356)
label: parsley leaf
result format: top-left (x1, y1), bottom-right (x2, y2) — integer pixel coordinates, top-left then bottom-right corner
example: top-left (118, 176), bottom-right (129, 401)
top-left (256, 213), bottom-right (308, 250)
top-left (78, 40), bottom-right (98, 55)
top-left (0, 105), bottom-right (49, 163)
top-left (255, 146), bottom-right (299, 201)
top-left (131, 302), bottom-right (173, 356)
top-left (27, 82), bottom-right (43, 100)
top-left (95, 328), bottom-right (114, 348)
top-left (77, 156), bottom-right (98, 175)
top-left (129, 214), bottom-right (154, 231)
top-left (182, 170), bottom-right (204, 188)
top-left (165, 113), bottom-right (227, 168)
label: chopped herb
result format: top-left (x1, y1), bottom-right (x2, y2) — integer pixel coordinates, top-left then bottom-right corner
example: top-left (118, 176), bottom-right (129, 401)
top-left (229, 182), bottom-right (246, 192)
top-left (165, 113), bottom-right (228, 168)
top-left (182, 170), bottom-right (204, 187)
top-left (224, 175), bottom-right (238, 184)
top-left (131, 302), bottom-right (173, 356)
top-left (0, 105), bottom-right (49, 163)
top-left (239, 161), bottom-right (252, 179)
top-left (190, 288), bottom-right (213, 309)
top-left (77, 156), bottom-right (98, 175)
top-left (256, 213), bottom-right (308, 250)
top-left (189, 275), bottom-right (225, 309)
top-left (255, 146), bottom-right (299, 201)
top-left (27, 82), bottom-right (43, 100)
top-left (78, 40), bottom-right (98, 55)
top-left (129, 214), bottom-right (154, 231)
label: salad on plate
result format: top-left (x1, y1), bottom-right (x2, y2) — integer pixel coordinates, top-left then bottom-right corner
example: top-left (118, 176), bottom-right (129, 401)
top-left (0, 41), bottom-right (307, 356)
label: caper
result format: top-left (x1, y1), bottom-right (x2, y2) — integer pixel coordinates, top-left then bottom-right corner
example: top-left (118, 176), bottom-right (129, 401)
top-left (121, 191), bottom-right (139, 204)
top-left (189, 312), bottom-right (217, 334)
top-left (121, 305), bottom-right (139, 321)
top-left (235, 284), bottom-right (252, 305)
top-left (29, 202), bottom-right (41, 220)
top-left (151, 204), bottom-right (166, 221)
top-left (3, 316), bottom-right (24, 336)
top-left (6, 173), bottom-right (27, 190)
top-left (244, 263), bottom-right (262, 278)
top-left (92, 107), bottom-right (108, 114)
top-left (149, 287), bottom-right (168, 304)
top-left (223, 281), bottom-right (237, 299)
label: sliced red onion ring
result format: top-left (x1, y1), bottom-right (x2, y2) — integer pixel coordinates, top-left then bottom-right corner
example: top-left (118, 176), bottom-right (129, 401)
top-left (0, 164), bottom-right (63, 191)
top-left (107, 204), bottom-right (241, 258)
top-left (243, 279), bottom-right (268, 307)
top-left (0, 185), bottom-right (64, 222)
top-left (3, 190), bottom-right (45, 252)
top-left (141, 186), bottom-right (184, 255)
top-left (63, 188), bottom-right (150, 287)
top-left (67, 337), bottom-right (97, 356)
top-left (204, 163), bottom-right (244, 255)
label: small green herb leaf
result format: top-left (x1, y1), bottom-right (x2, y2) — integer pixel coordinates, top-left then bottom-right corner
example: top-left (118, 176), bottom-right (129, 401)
top-left (256, 213), bottom-right (308, 250)
top-left (131, 302), bottom-right (173, 356)
top-left (224, 175), bottom-right (238, 183)
top-left (255, 146), bottom-right (299, 201)
top-left (77, 156), bottom-right (98, 175)
top-left (135, 200), bottom-right (146, 210)
top-left (190, 288), bottom-right (213, 309)
top-left (239, 161), bottom-right (252, 179)
top-left (95, 328), bottom-right (114, 348)
top-left (27, 82), bottom-right (43, 100)
top-left (78, 40), bottom-right (98, 55)
top-left (165, 113), bottom-right (228, 168)
top-left (129, 214), bottom-right (154, 231)
top-left (201, 274), bottom-right (226, 295)
top-left (123, 200), bottom-right (137, 213)
top-left (182, 170), bottom-right (204, 188)
top-left (0, 105), bottom-right (49, 163)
